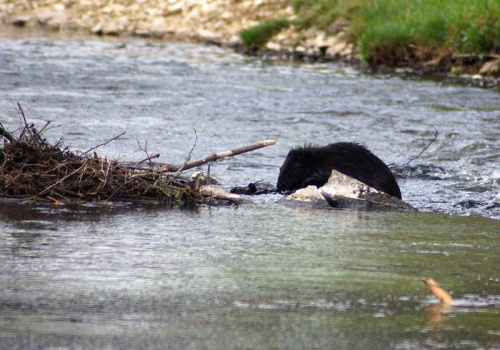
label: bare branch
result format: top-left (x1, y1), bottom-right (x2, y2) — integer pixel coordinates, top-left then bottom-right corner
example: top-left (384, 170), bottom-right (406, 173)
top-left (80, 131), bottom-right (126, 156)
top-left (17, 102), bottom-right (32, 139)
top-left (174, 129), bottom-right (198, 175)
top-left (406, 128), bottom-right (438, 165)
top-left (38, 121), bottom-right (51, 136)
top-left (158, 139), bottom-right (277, 172)
top-left (17, 102), bottom-right (28, 128)
top-left (135, 153), bottom-right (160, 167)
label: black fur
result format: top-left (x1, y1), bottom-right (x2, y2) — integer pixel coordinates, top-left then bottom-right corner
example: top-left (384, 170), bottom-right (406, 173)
top-left (277, 142), bottom-right (402, 199)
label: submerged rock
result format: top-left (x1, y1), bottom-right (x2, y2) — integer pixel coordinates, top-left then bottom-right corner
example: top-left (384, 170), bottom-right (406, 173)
top-left (230, 182), bottom-right (275, 195)
top-left (282, 169), bottom-right (415, 210)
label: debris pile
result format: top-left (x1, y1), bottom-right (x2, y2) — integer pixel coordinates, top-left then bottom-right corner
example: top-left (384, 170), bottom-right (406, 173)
top-left (0, 120), bottom-right (215, 207)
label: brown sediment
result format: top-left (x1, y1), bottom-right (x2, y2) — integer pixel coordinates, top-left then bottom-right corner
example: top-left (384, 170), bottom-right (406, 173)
top-left (423, 278), bottom-right (454, 304)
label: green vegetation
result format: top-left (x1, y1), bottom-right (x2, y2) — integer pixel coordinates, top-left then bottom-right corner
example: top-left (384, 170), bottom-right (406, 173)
top-left (350, 0), bottom-right (500, 67)
top-left (240, 18), bottom-right (290, 46)
top-left (292, 0), bottom-right (343, 30)
top-left (252, 0), bottom-right (500, 71)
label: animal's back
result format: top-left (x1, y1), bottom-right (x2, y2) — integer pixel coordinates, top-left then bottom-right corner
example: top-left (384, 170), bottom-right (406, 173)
top-left (277, 142), bottom-right (402, 199)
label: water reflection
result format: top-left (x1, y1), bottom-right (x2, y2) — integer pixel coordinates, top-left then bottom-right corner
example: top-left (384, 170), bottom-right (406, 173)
top-left (424, 303), bottom-right (452, 329)
top-left (1, 200), bottom-right (499, 348)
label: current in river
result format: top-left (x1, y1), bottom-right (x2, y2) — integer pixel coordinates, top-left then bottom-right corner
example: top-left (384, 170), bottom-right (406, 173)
top-left (0, 28), bottom-right (499, 349)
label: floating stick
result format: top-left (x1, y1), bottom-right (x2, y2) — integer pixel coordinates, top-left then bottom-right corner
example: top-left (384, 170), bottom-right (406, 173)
top-left (423, 278), bottom-right (453, 304)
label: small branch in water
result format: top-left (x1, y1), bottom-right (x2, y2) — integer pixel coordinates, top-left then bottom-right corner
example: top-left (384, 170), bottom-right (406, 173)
top-left (423, 277), bottom-right (453, 304)
top-left (406, 127), bottom-right (438, 165)
top-left (454, 53), bottom-right (500, 59)
top-left (174, 129), bottom-right (198, 175)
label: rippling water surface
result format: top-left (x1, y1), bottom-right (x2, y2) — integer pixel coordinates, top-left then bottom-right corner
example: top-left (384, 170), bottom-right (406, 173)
top-left (0, 28), bottom-right (499, 349)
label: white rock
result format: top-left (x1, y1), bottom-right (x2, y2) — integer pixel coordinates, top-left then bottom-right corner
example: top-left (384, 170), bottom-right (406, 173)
top-left (266, 41), bottom-right (282, 51)
top-left (53, 4), bottom-right (65, 12)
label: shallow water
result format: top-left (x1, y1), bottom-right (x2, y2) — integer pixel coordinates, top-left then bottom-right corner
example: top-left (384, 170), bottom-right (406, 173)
top-left (1, 201), bottom-right (499, 349)
top-left (1, 29), bottom-right (499, 218)
top-left (0, 28), bottom-right (499, 349)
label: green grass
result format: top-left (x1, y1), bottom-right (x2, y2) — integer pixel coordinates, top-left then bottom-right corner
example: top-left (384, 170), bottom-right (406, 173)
top-left (290, 0), bottom-right (500, 67)
top-left (353, 0), bottom-right (500, 65)
top-left (240, 18), bottom-right (291, 47)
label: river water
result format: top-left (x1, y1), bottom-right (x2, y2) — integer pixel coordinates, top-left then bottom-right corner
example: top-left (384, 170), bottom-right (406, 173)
top-left (0, 28), bottom-right (499, 349)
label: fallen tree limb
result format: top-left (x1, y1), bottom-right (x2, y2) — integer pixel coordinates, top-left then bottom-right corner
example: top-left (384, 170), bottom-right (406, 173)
top-left (158, 139), bottom-right (277, 172)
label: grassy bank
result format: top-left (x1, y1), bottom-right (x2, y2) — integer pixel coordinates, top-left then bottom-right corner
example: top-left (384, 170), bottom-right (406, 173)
top-left (241, 18), bottom-right (290, 47)
top-left (247, 0), bottom-right (500, 73)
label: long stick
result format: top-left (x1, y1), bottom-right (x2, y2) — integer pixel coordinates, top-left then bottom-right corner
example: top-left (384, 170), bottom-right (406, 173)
top-left (159, 139), bottom-right (276, 172)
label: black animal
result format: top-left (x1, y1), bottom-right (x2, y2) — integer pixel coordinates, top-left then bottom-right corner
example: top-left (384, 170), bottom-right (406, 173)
top-left (277, 142), bottom-right (402, 199)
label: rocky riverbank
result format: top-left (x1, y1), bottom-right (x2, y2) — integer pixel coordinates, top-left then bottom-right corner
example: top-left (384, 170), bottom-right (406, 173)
top-left (1, 0), bottom-right (498, 83)
top-left (0, 0), bottom-right (355, 60)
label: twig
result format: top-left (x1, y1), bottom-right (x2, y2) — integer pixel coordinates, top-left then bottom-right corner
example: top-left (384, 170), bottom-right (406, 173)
top-left (80, 131), bottom-right (126, 156)
top-left (158, 139), bottom-right (277, 172)
top-left (17, 102), bottom-right (28, 128)
top-left (135, 139), bottom-right (161, 167)
top-left (38, 121), bottom-right (51, 136)
top-left (17, 102), bottom-right (32, 139)
top-left (46, 195), bottom-right (64, 205)
top-left (406, 128), bottom-right (438, 165)
top-left (454, 53), bottom-right (500, 59)
top-left (174, 129), bottom-right (198, 175)
top-left (135, 153), bottom-right (160, 167)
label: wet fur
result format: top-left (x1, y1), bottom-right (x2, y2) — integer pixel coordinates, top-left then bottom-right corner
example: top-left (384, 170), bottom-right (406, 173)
top-left (277, 142), bottom-right (402, 199)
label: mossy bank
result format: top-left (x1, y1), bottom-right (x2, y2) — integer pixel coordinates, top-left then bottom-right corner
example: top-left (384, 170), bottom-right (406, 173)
top-left (1, 0), bottom-right (499, 77)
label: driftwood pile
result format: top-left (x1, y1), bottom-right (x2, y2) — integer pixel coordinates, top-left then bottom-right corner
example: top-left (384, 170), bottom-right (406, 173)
top-left (0, 110), bottom-right (275, 207)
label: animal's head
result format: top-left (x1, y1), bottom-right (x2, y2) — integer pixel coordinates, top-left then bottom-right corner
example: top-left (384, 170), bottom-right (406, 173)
top-left (276, 147), bottom-right (316, 193)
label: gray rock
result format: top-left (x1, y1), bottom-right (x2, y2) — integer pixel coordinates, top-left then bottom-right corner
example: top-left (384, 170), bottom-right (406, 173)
top-left (283, 169), bottom-right (416, 210)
